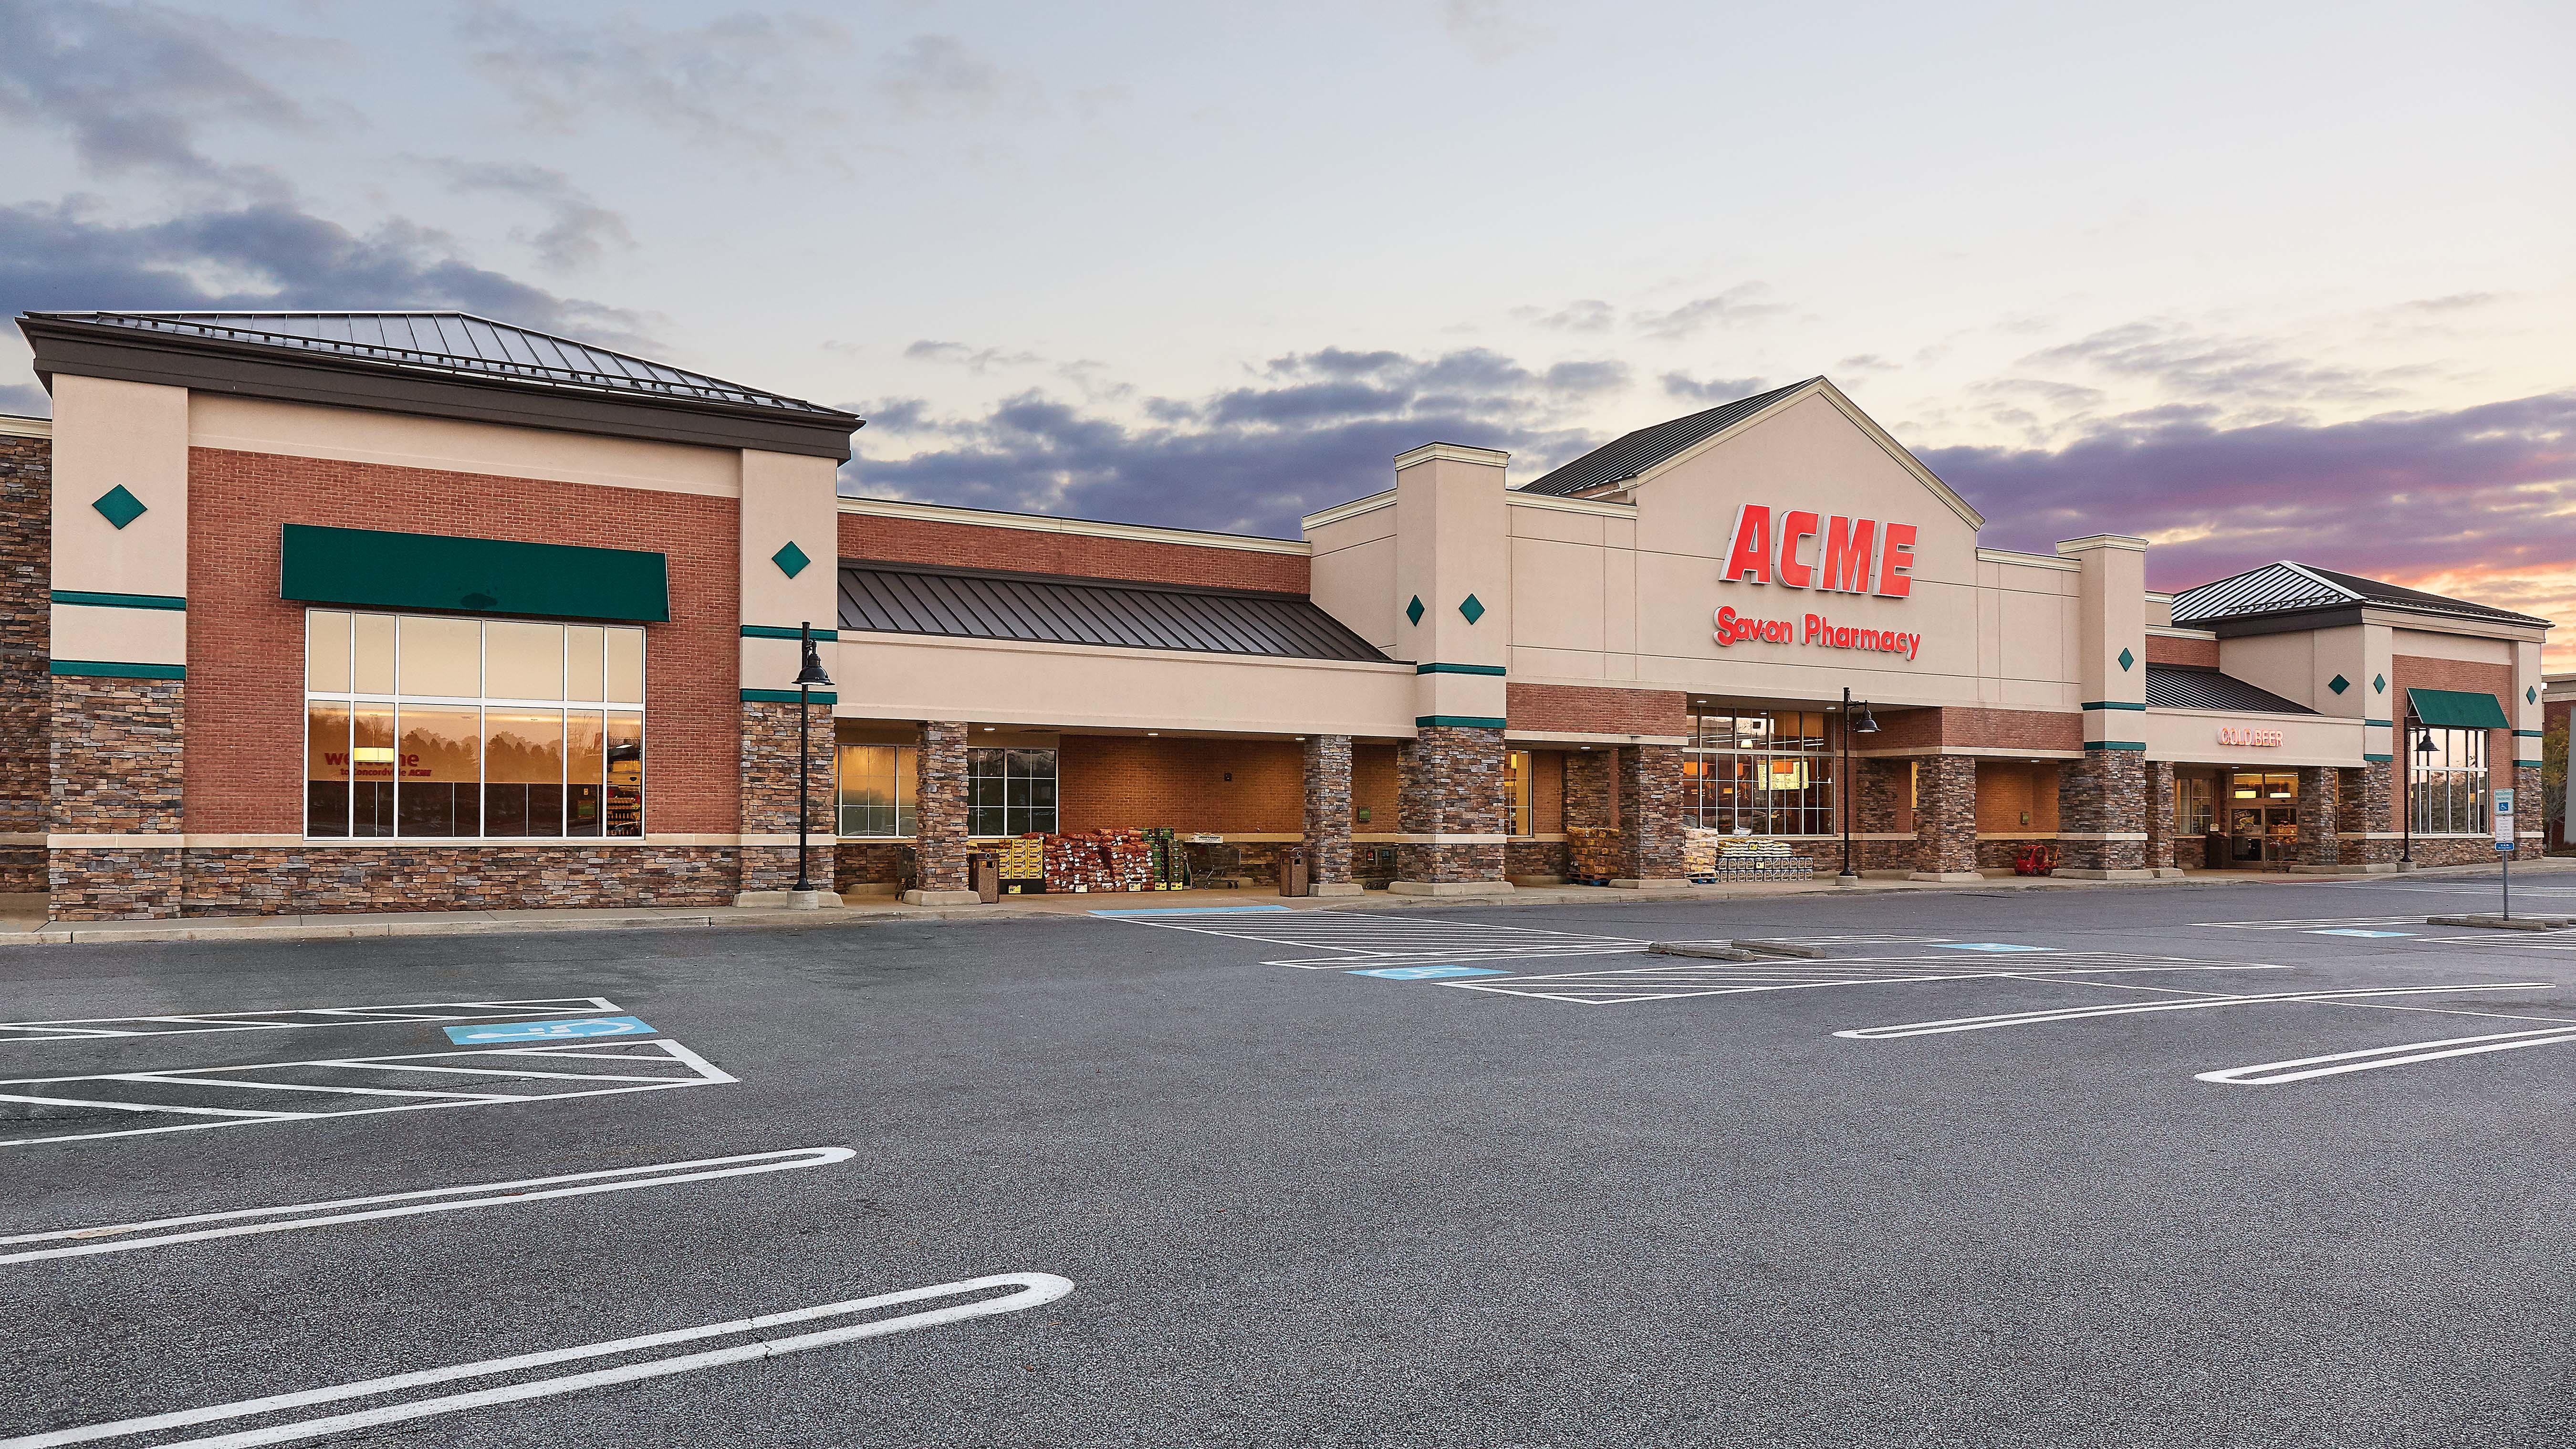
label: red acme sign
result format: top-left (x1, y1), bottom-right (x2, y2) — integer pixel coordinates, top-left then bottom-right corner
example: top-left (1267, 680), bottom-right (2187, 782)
top-left (1720, 505), bottom-right (1916, 598)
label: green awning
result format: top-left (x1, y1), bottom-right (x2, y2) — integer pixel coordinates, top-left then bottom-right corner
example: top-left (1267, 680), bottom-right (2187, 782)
top-left (280, 525), bottom-right (669, 622)
top-left (2407, 686), bottom-right (2509, 730)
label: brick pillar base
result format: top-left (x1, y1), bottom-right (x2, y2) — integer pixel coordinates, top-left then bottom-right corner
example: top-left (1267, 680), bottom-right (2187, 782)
top-left (2144, 758), bottom-right (2178, 873)
top-left (2293, 764), bottom-right (2338, 869)
top-left (736, 697), bottom-right (836, 900)
top-left (48, 675), bottom-right (184, 920)
top-left (1393, 724), bottom-right (1508, 891)
top-left (1856, 757), bottom-right (1907, 873)
top-left (2516, 763), bottom-right (2544, 861)
top-left (2336, 761), bottom-right (2396, 865)
top-left (2055, 750), bottom-right (2148, 878)
top-left (1302, 734), bottom-right (1355, 893)
top-left (1614, 744), bottom-right (1689, 883)
top-left (1912, 755), bottom-right (1979, 879)
top-left (907, 721), bottom-right (971, 901)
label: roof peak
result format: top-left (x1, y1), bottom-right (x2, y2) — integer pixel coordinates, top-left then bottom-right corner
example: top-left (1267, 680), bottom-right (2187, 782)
top-left (1515, 377), bottom-right (1819, 497)
top-left (2171, 559), bottom-right (2546, 630)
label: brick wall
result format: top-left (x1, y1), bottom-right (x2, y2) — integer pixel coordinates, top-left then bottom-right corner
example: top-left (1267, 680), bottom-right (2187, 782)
top-left (1303, 734), bottom-right (1352, 886)
top-left (1504, 683), bottom-right (1689, 736)
top-left (837, 512), bottom-right (1309, 593)
top-left (1354, 741), bottom-right (1401, 827)
top-left (2145, 635), bottom-right (2221, 668)
top-left (0, 433), bottom-right (47, 892)
top-left (1974, 763), bottom-right (2061, 833)
top-left (185, 449), bottom-right (740, 835)
top-left (1864, 707), bottom-right (2084, 754)
top-left (2056, 752), bottom-right (2146, 872)
top-left (1058, 735), bottom-right (1304, 833)
top-left (184, 845), bottom-right (737, 914)
top-left (2388, 653), bottom-right (2515, 835)
top-left (50, 676), bottom-right (185, 918)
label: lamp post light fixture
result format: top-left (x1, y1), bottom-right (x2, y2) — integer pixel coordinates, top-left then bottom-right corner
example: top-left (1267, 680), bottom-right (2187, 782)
top-left (2399, 713), bottom-right (2434, 869)
top-left (793, 621), bottom-right (833, 895)
top-left (1839, 685), bottom-right (1879, 884)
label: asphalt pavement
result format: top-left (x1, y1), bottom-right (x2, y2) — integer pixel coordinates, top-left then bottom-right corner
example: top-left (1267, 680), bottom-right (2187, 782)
top-left (4, 870), bottom-right (2573, 1447)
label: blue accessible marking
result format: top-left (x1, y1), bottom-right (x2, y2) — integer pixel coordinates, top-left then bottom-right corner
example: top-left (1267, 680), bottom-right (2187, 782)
top-left (2308, 928), bottom-right (2412, 938)
top-left (1933, 943), bottom-right (2054, 953)
top-left (443, 1016), bottom-right (656, 1045)
top-left (1349, 965), bottom-right (1511, 980)
top-left (1087, 905), bottom-right (1293, 917)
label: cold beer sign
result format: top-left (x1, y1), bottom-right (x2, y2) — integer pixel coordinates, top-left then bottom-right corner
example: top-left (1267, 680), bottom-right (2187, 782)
top-left (1711, 504), bottom-right (1925, 662)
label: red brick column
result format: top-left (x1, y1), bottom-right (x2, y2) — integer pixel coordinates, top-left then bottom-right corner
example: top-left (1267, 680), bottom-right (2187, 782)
top-left (1912, 755), bottom-right (1980, 879)
top-left (907, 721), bottom-right (971, 899)
top-left (1302, 734), bottom-right (1354, 892)
top-left (2293, 765), bottom-right (2338, 869)
top-left (2143, 758), bottom-right (2178, 873)
top-left (2055, 751), bottom-right (2147, 877)
top-left (49, 675), bottom-right (184, 919)
top-left (738, 697), bottom-right (835, 896)
top-left (1393, 724), bottom-right (1507, 890)
top-left (1613, 744), bottom-right (1689, 883)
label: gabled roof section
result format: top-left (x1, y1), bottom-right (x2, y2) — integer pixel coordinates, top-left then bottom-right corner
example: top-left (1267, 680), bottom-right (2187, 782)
top-left (1515, 376), bottom-right (1986, 530)
top-left (2170, 561), bottom-right (2546, 630)
top-left (839, 562), bottom-right (1391, 664)
top-left (2145, 665), bottom-right (2315, 714)
top-left (18, 310), bottom-right (861, 460)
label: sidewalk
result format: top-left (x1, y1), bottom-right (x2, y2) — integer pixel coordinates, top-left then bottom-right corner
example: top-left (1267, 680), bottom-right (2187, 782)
top-left (5, 861), bottom-right (2569, 947)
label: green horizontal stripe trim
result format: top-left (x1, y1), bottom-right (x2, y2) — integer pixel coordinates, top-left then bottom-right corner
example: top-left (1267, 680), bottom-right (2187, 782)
top-left (1416, 662), bottom-right (1505, 676)
top-left (2513, 728), bottom-right (2544, 737)
top-left (741, 625), bottom-right (839, 641)
top-left (2364, 753), bottom-right (2393, 763)
top-left (2083, 740), bottom-right (2147, 751)
top-left (1416, 715), bottom-right (1507, 729)
top-left (51, 660), bottom-right (184, 679)
top-left (742, 688), bottom-right (836, 705)
top-left (2081, 700), bottom-right (2146, 712)
top-left (2515, 761), bottom-right (2543, 769)
top-left (2364, 718), bottom-right (2392, 727)
top-left (52, 590), bottom-right (186, 611)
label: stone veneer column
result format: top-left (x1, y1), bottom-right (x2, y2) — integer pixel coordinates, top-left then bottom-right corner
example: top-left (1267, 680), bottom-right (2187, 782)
top-left (906, 721), bottom-right (973, 903)
top-left (1613, 744), bottom-right (1689, 885)
top-left (49, 675), bottom-right (183, 919)
top-left (1912, 755), bottom-right (1981, 881)
top-left (735, 697), bottom-right (838, 902)
top-left (2335, 761), bottom-right (2395, 867)
top-left (2292, 765), bottom-right (2339, 870)
top-left (2055, 750), bottom-right (2148, 879)
top-left (1392, 724), bottom-right (1508, 891)
top-left (2143, 758), bottom-right (2178, 875)
top-left (1857, 757), bottom-right (1906, 874)
top-left (2515, 762), bottom-right (2544, 861)
top-left (1302, 734), bottom-right (1357, 894)
top-left (0, 428), bottom-right (46, 895)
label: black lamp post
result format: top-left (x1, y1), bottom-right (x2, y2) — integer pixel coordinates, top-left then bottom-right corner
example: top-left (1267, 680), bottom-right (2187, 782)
top-left (1840, 685), bottom-right (1879, 883)
top-left (793, 620), bottom-right (833, 894)
top-left (2399, 712), bottom-right (2434, 869)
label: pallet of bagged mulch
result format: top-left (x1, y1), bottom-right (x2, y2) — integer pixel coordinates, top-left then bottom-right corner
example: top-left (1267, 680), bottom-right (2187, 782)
top-left (1041, 830), bottom-right (1162, 893)
top-left (1566, 825), bottom-right (1622, 883)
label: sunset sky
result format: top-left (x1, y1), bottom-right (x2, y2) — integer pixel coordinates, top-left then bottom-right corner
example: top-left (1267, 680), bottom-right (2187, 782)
top-left (4, 1), bottom-right (2570, 660)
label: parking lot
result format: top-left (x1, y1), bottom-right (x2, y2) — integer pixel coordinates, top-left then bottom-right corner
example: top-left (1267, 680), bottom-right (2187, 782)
top-left (5, 872), bottom-right (2574, 1447)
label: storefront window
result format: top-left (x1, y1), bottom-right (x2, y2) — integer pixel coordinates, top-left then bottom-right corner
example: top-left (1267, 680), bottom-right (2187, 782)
top-left (838, 745), bottom-right (919, 837)
top-left (968, 747), bottom-right (1056, 836)
top-left (303, 609), bottom-right (646, 839)
top-left (2410, 728), bottom-right (2490, 834)
top-left (2174, 776), bottom-right (2214, 835)
top-left (1504, 750), bottom-right (1532, 836)
top-left (1685, 710), bottom-right (1835, 834)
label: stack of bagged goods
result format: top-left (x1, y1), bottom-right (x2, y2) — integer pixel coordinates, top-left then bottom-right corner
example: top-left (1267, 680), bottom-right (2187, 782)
top-left (1713, 837), bottom-right (1814, 880)
top-left (996, 836), bottom-right (1046, 893)
top-left (1102, 831), bottom-right (1157, 892)
top-left (1039, 830), bottom-right (1163, 893)
top-left (1565, 825), bottom-right (1621, 883)
top-left (1142, 827), bottom-right (1185, 890)
top-left (1682, 828), bottom-right (1724, 880)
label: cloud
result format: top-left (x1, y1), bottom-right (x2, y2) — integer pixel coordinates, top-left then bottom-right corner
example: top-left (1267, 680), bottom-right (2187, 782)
top-left (875, 34), bottom-right (1008, 118)
top-left (1517, 299), bottom-right (1614, 334)
top-left (0, 0), bottom-right (310, 189)
top-left (428, 160), bottom-right (633, 272)
top-left (1836, 353), bottom-right (1898, 375)
top-left (842, 346), bottom-right (1622, 532)
top-left (1442, 0), bottom-right (1550, 62)
top-left (2399, 293), bottom-right (2497, 314)
top-left (905, 339), bottom-right (1044, 372)
top-left (2021, 320), bottom-right (2424, 406)
top-left (458, 3), bottom-right (850, 155)
top-left (1662, 372), bottom-right (1768, 403)
top-left (0, 198), bottom-right (647, 345)
top-left (1922, 393), bottom-right (2576, 624)
top-left (1631, 284), bottom-right (1789, 341)
top-left (0, 382), bottom-right (45, 416)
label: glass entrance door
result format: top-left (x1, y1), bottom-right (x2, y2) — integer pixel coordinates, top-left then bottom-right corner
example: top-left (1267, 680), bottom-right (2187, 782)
top-left (2225, 771), bottom-right (2299, 865)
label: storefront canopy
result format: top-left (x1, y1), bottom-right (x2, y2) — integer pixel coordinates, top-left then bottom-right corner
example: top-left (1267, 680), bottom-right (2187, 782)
top-left (280, 524), bottom-right (670, 622)
top-left (2406, 686), bottom-right (2509, 730)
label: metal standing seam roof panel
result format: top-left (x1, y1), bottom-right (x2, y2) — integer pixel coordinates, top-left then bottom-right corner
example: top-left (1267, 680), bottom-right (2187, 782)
top-left (837, 564), bottom-right (1390, 663)
top-left (2170, 560), bottom-right (2547, 629)
top-left (2145, 666), bottom-right (2317, 714)
top-left (1517, 378), bottom-right (1816, 497)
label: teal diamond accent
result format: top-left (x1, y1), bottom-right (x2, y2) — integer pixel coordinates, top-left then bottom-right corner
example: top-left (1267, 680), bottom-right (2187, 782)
top-left (1406, 595), bottom-right (1424, 626)
top-left (1459, 593), bottom-right (1485, 624)
top-left (91, 485), bottom-right (146, 530)
top-left (2530, 685), bottom-right (2540, 704)
top-left (2328, 674), bottom-right (2349, 695)
top-left (771, 540), bottom-right (810, 578)
top-left (2116, 647), bottom-right (2134, 672)
top-left (2373, 673), bottom-right (2387, 694)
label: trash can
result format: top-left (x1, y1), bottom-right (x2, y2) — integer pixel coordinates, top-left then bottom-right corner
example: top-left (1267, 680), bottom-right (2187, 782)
top-left (1279, 847), bottom-right (1309, 898)
top-left (970, 851), bottom-right (1001, 903)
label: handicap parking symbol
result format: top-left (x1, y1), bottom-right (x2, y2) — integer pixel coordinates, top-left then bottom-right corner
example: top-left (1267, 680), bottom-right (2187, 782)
top-left (1348, 966), bottom-right (1512, 980)
top-left (444, 1016), bottom-right (657, 1044)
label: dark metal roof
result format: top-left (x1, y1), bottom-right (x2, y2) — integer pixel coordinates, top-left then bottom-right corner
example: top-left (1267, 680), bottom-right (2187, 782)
top-left (22, 311), bottom-right (848, 418)
top-left (2170, 560), bottom-right (2546, 630)
top-left (2146, 666), bottom-right (2316, 714)
top-left (838, 563), bottom-right (1392, 663)
top-left (1517, 378), bottom-right (1815, 496)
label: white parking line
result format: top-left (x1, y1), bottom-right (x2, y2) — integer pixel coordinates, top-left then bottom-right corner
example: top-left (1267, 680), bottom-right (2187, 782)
top-left (1446, 956), bottom-right (2290, 1006)
top-left (1, 1270), bottom-right (1074, 1449)
top-left (0, 1040), bottom-right (734, 1148)
top-left (0, 998), bottom-right (619, 1044)
top-left (1105, 908), bottom-right (1651, 968)
top-left (0, 1147), bottom-right (853, 1264)
top-left (2196, 1026), bottom-right (2576, 1084)
top-left (1833, 984), bottom-right (2555, 1040)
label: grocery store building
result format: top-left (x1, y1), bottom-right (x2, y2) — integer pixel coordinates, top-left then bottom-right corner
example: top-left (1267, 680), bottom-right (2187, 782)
top-left (0, 310), bottom-right (2553, 920)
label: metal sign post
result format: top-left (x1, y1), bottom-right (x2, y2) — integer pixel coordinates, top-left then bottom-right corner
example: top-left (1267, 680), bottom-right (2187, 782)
top-left (2494, 786), bottom-right (2516, 918)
